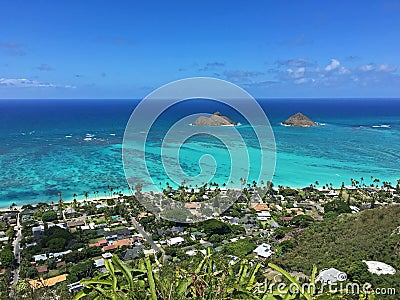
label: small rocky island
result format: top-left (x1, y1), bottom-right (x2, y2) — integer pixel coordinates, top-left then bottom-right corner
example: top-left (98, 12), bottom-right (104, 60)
top-left (193, 112), bottom-right (237, 126)
top-left (283, 112), bottom-right (317, 127)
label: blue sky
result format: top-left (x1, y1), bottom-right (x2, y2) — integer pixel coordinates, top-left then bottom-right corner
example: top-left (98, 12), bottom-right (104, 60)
top-left (1, 0), bottom-right (400, 99)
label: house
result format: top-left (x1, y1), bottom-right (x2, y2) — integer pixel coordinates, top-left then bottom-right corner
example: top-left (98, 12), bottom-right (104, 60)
top-left (104, 228), bottom-right (132, 240)
top-left (94, 258), bottom-right (105, 268)
top-left (121, 246), bottom-right (144, 261)
top-left (253, 243), bottom-right (273, 258)
top-left (48, 250), bottom-right (72, 259)
top-left (137, 212), bottom-right (152, 220)
top-left (184, 202), bottom-right (201, 211)
top-left (47, 222), bottom-right (67, 229)
top-left (363, 261), bottom-right (396, 275)
top-left (102, 252), bottom-right (113, 259)
top-left (36, 265), bottom-right (48, 274)
top-left (229, 217), bottom-right (240, 225)
top-left (316, 268), bottom-right (345, 284)
top-left (199, 240), bottom-right (213, 248)
top-left (257, 211), bottom-right (271, 221)
top-left (251, 203), bottom-right (269, 212)
top-left (56, 261), bottom-right (66, 269)
top-left (286, 207), bottom-right (304, 215)
top-left (326, 191), bottom-right (339, 197)
top-left (33, 254), bottom-right (47, 262)
top-left (280, 216), bottom-right (293, 222)
top-left (67, 220), bottom-right (85, 228)
top-left (21, 214), bottom-right (32, 222)
top-left (67, 281), bottom-right (85, 293)
top-left (102, 244), bottom-right (118, 252)
top-left (250, 194), bottom-right (262, 202)
top-left (345, 186), bottom-right (357, 191)
top-left (89, 239), bottom-right (107, 248)
top-left (167, 236), bottom-right (184, 246)
top-left (32, 225), bottom-right (45, 235)
top-left (190, 231), bottom-right (206, 241)
top-left (185, 249), bottom-right (206, 256)
top-left (171, 226), bottom-right (184, 234)
top-left (113, 238), bottom-right (134, 247)
top-left (65, 207), bottom-right (76, 215)
top-left (349, 205), bottom-right (360, 213)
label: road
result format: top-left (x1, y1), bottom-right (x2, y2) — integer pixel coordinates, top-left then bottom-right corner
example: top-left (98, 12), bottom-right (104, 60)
top-left (11, 213), bottom-right (22, 285)
top-left (130, 217), bottom-right (162, 253)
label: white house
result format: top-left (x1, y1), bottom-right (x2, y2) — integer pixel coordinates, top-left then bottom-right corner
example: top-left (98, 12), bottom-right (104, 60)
top-left (167, 236), bottom-right (184, 246)
top-left (94, 258), bottom-right (105, 268)
top-left (316, 268), bottom-right (345, 284)
top-left (257, 211), bottom-right (271, 221)
top-left (32, 225), bottom-right (44, 235)
top-left (363, 261), bottom-right (396, 275)
top-left (33, 254), bottom-right (47, 262)
top-left (253, 243), bottom-right (273, 258)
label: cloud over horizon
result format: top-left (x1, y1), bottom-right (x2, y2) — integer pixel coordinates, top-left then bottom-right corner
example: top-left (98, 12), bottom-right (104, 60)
top-left (0, 78), bottom-right (75, 88)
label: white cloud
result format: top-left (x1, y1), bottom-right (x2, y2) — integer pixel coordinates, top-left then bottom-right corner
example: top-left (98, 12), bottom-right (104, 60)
top-left (376, 64), bottom-right (397, 72)
top-left (359, 64), bottom-right (397, 73)
top-left (338, 67), bottom-right (351, 75)
top-left (0, 78), bottom-right (74, 88)
top-left (294, 78), bottom-right (314, 84)
top-left (359, 64), bottom-right (375, 72)
top-left (287, 67), bottom-right (305, 78)
top-left (325, 59), bottom-right (340, 72)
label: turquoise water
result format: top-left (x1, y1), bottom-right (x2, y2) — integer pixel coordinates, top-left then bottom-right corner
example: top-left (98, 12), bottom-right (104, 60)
top-left (0, 99), bottom-right (399, 207)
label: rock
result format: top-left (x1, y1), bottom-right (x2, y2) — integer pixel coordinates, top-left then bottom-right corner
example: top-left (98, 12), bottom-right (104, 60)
top-left (193, 112), bottom-right (237, 126)
top-left (283, 112), bottom-right (317, 127)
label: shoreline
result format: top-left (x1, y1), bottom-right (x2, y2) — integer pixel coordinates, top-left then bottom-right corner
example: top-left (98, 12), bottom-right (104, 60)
top-left (0, 193), bottom-right (133, 211)
top-left (1, 181), bottom-right (397, 210)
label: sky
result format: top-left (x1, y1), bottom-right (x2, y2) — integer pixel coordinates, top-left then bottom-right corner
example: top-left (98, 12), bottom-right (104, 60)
top-left (1, 0), bottom-right (400, 99)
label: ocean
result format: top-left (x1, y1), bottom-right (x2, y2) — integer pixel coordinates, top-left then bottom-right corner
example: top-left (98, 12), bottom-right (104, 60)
top-left (0, 98), bottom-right (399, 207)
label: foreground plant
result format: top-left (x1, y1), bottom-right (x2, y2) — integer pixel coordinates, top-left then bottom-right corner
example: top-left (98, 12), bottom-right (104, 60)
top-left (74, 253), bottom-right (375, 300)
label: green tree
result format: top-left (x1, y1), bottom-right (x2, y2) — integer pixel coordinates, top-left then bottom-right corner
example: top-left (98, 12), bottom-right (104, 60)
top-left (41, 210), bottom-right (57, 222)
top-left (0, 248), bottom-right (15, 268)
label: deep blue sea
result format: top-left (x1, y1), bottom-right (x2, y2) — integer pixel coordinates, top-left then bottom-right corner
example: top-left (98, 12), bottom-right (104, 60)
top-left (0, 98), bottom-right (399, 207)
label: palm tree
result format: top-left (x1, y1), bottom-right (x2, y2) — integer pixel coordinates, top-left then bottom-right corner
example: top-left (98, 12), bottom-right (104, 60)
top-left (84, 192), bottom-right (89, 201)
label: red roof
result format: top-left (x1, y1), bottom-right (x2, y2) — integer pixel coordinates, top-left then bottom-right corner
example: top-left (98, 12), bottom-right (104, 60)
top-left (102, 238), bottom-right (134, 251)
top-left (113, 238), bottom-right (134, 247)
top-left (89, 239), bottom-right (108, 247)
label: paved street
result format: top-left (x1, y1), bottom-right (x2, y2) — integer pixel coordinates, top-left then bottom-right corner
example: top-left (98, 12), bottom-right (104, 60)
top-left (130, 217), bottom-right (161, 253)
top-left (11, 213), bottom-right (22, 285)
